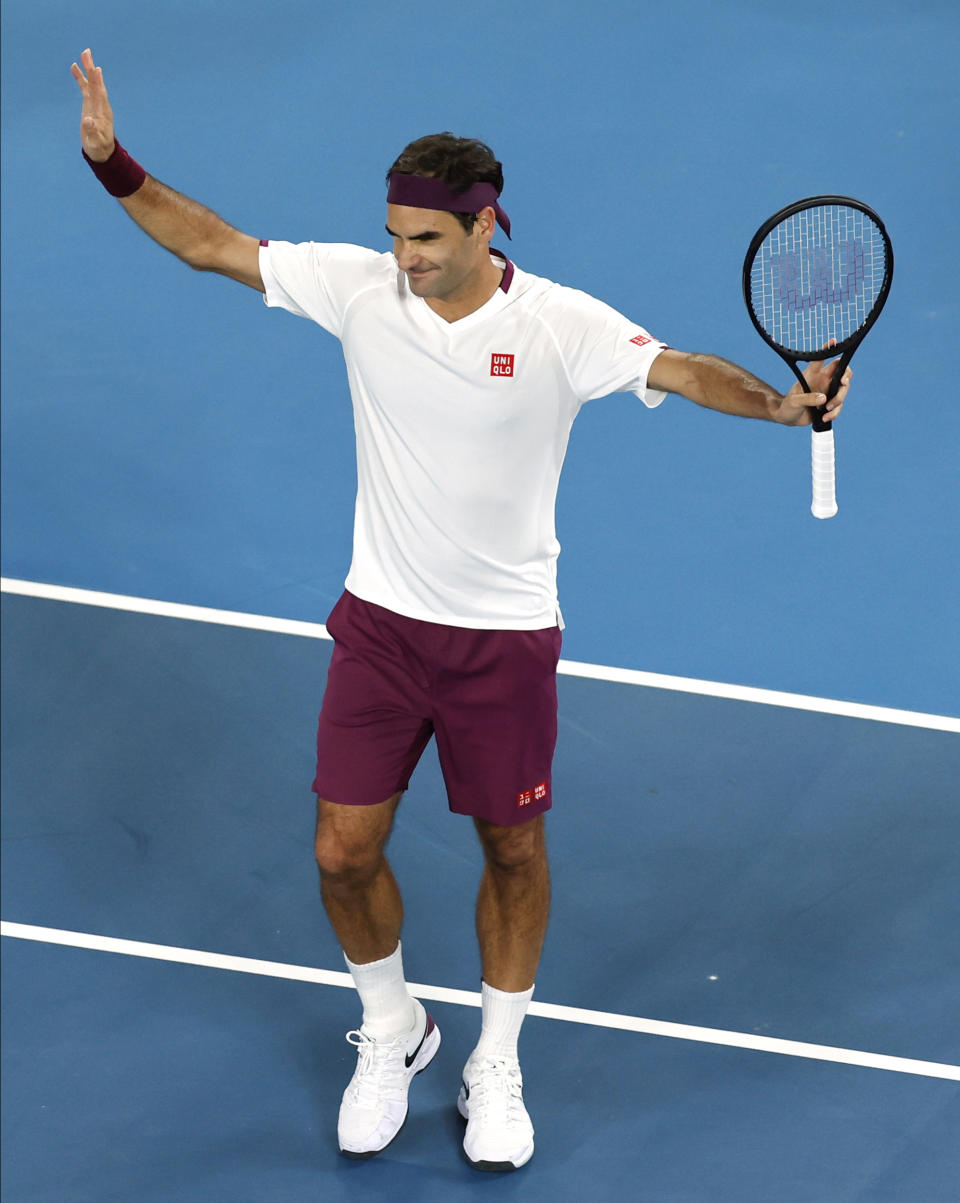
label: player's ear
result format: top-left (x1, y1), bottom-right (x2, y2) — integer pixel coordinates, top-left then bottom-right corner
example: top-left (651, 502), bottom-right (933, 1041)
top-left (475, 205), bottom-right (497, 243)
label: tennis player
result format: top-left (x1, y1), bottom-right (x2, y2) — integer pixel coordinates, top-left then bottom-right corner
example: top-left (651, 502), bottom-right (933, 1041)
top-left (72, 47), bottom-right (850, 1173)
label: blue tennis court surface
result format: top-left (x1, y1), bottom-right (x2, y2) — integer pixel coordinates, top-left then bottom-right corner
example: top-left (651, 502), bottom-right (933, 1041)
top-left (3, 593), bottom-right (959, 1200)
top-left (3, 0), bottom-right (960, 1197)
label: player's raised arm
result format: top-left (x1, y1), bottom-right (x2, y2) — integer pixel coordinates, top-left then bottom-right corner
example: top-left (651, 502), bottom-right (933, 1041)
top-left (71, 48), bottom-right (264, 292)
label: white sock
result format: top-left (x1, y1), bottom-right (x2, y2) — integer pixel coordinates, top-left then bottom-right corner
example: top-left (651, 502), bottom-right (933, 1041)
top-left (344, 943), bottom-right (416, 1041)
top-left (472, 980), bottom-right (534, 1062)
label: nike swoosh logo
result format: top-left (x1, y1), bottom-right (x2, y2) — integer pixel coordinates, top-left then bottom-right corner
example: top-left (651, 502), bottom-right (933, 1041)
top-left (404, 1018), bottom-right (431, 1068)
top-left (462, 1080), bottom-right (470, 1100)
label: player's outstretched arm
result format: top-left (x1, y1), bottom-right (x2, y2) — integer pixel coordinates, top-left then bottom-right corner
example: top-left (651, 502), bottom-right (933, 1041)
top-left (71, 48), bottom-right (263, 292)
top-left (648, 348), bottom-right (850, 426)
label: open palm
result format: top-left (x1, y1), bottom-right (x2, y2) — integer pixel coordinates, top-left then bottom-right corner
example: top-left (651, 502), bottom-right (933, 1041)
top-left (70, 48), bottom-right (115, 162)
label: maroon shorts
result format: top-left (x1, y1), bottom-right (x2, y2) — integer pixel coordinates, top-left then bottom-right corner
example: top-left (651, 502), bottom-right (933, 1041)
top-left (313, 592), bottom-right (562, 826)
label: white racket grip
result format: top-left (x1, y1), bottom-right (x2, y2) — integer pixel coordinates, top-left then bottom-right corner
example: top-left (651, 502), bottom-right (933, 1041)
top-left (811, 427), bottom-right (838, 519)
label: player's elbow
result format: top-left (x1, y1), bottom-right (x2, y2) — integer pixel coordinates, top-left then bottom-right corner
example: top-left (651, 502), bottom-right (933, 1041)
top-left (184, 231), bottom-right (261, 286)
top-left (180, 243), bottom-right (217, 273)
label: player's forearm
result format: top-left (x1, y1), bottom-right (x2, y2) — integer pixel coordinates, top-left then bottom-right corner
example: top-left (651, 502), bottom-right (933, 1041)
top-left (73, 53), bottom-right (262, 288)
top-left (679, 353), bottom-right (795, 423)
top-left (84, 144), bottom-right (263, 289)
top-left (118, 176), bottom-right (242, 272)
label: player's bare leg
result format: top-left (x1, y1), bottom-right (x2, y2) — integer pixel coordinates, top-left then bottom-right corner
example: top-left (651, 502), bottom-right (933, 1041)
top-left (314, 793), bottom-right (403, 964)
top-left (316, 792), bottom-right (441, 1159)
top-left (473, 813), bottom-right (549, 992)
top-left (459, 812), bottom-right (547, 1171)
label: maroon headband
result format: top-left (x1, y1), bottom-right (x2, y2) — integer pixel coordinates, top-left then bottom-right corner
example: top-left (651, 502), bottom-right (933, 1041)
top-left (386, 173), bottom-right (511, 239)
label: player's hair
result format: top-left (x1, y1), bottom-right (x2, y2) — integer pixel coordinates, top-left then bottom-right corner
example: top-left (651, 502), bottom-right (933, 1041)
top-left (387, 133), bottom-right (504, 234)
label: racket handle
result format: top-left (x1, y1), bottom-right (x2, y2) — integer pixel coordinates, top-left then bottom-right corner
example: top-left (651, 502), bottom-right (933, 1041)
top-left (811, 427), bottom-right (838, 519)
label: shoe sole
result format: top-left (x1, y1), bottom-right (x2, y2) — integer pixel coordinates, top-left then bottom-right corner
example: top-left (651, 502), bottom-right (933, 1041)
top-left (457, 1092), bottom-right (534, 1171)
top-left (338, 1017), bottom-right (441, 1159)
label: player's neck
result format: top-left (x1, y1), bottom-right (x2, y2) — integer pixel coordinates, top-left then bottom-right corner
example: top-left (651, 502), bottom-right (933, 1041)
top-left (425, 257), bottom-right (504, 323)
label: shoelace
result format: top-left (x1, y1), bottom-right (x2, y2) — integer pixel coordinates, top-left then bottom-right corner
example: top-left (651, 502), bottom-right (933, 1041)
top-left (466, 1056), bottom-right (527, 1125)
top-left (344, 1030), bottom-right (407, 1106)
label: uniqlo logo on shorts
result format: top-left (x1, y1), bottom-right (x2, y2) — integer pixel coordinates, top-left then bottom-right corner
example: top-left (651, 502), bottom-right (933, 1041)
top-left (491, 353), bottom-right (515, 376)
top-left (517, 781), bottom-right (548, 808)
top-left (630, 333), bottom-right (651, 347)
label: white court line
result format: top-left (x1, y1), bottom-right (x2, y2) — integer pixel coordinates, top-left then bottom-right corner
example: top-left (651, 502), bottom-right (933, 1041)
top-left (3, 922), bottom-right (958, 1083)
top-left (3, 577), bottom-right (958, 733)
top-left (0, 577), bottom-right (331, 641)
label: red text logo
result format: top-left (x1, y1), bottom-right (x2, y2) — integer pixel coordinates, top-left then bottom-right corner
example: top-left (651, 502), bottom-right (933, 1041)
top-left (629, 333), bottom-right (651, 347)
top-left (491, 353), bottom-right (515, 377)
top-left (517, 781), bottom-right (548, 808)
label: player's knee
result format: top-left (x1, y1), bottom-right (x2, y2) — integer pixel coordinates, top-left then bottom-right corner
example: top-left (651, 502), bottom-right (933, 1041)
top-left (477, 815), bottom-right (545, 872)
top-left (314, 805), bottom-right (387, 882)
top-left (314, 828), bottom-right (375, 880)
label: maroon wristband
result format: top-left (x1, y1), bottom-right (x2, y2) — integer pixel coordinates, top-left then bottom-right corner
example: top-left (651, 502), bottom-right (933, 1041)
top-left (82, 139), bottom-right (147, 198)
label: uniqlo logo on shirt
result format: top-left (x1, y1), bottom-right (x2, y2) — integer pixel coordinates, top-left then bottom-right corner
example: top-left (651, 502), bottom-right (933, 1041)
top-left (630, 333), bottom-right (651, 347)
top-left (491, 353), bottom-right (515, 377)
top-left (517, 781), bottom-right (548, 808)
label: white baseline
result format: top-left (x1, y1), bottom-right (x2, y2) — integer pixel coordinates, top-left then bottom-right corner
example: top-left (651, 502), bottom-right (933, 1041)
top-left (2, 578), bottom-right (958, 733)
top-left (2, 922), bottom-right (958, 1082)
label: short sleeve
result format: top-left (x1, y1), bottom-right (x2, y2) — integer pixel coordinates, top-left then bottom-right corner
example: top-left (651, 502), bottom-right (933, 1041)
top-left (259, 241), bottom-right (389, 338)
top-left (537, 285), bottom-right (669, 408)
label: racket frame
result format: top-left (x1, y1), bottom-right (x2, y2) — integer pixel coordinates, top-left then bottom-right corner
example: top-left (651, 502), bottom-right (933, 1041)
top-left (741, 195), bottom-right (893, 432)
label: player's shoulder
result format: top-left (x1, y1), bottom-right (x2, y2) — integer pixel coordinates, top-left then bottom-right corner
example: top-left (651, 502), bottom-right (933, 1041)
top-left (264, 240), bottom-right (394, 278)
top-left (317, 242), bottom-right (393, 269)
top-left (512, 265), bottom-right (625, 326)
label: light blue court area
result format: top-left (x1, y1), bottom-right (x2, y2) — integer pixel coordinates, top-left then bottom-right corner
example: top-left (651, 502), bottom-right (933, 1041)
top-left (3, 592), bottom-right (959, 1201)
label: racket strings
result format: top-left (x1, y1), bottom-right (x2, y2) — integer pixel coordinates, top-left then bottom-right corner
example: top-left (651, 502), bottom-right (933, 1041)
top-left (749, 205), bottom-right (888, 356)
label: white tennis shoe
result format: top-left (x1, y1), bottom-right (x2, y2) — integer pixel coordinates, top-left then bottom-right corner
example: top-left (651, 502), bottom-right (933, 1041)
top-left (337, 998), bottom-right (441, 1158)
top-left (457, 1054), bottom-right (535, 1171)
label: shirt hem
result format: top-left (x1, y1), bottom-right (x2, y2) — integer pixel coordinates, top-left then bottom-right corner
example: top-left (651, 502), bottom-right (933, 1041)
top-left (343, 582), bottom-right (561, 631)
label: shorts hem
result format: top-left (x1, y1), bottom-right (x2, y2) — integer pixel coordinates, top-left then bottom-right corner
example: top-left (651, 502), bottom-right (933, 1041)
top-left (447, 798), bottom-right (552, 826)
top-left (312, 780), bottom-right (410, 807)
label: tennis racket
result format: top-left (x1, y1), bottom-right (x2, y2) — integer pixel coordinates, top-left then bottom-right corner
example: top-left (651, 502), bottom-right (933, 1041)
top-left (742, 196), bottom-right (893, 518)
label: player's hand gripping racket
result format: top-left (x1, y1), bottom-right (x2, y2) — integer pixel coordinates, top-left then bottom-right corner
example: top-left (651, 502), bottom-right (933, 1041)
top-left (742, 196), bottom-right (893, 518)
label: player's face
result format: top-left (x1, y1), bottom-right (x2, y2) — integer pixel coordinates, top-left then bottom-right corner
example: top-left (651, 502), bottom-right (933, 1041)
top-left (386, 205), bottom-right (489, 301)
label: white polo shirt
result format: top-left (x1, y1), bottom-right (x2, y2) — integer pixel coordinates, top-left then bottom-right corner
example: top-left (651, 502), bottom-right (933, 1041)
top-left (260, 241), bottom-right (667, 629)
